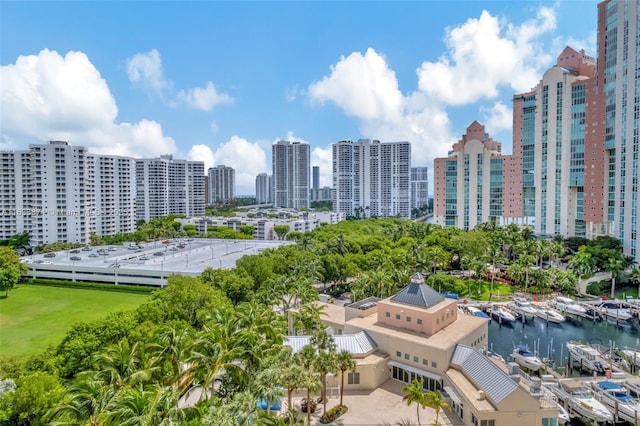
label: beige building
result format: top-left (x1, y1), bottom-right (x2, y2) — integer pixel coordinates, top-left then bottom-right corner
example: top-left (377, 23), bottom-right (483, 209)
top-left (285, 273), bottom-right (559, 425)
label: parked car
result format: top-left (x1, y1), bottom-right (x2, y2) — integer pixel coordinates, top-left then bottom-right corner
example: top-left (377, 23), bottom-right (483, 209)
top-left (43, 253), bottom-right (56, 258)
top-left (70, 249), bottom-right (81, 254)
top-left (82, 246), bottom-right (92, 251)
top-left (70, 256), bottom-right (81, 261)
top-left (88, 253), bottom-right (99, 258)
top-left (153, 252), bottom-right (163, 256)
top-left (108, 247), bottom-right (118, 251)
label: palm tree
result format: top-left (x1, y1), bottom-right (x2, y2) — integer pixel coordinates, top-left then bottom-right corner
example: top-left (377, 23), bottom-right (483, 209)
top-left (300, 371), bottom-right (322, 426)
top-left (255, 367), bottom-right (284, 416)
top-left (605, 256), bottom-right (626, 298)
top-left (151, 326), bottom-right (192, 385)
top-left (568, 248), bottom-right (596, 294)
top-left (424, 389), bottom-right (451, 426)
top-left (335, 350), bottom-right (355, 407)
top-left (281, 364), bottom-right (305, 415)
top-left (46, 374), bottom-right (115, 426)
top-left (92, 339), bottom-right (152, 390)
top-left (314, 351), bottom-right (337, 415)
top-left (402, 378), bottom-right (426, 426)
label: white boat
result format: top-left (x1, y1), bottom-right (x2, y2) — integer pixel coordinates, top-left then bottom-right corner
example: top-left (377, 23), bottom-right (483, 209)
top-left (555, 296), bottom-right (588, 317)
top-left (591, 380), bottom-right (640, 423)
top-left (546, 379), bottom-right (614, 424)
top-left (509, 297), bottom-right (537, 320)
top-left (555, 401), bottom-right (570, 424)
top-left (536, 307), bottom-right (565, 323)
top-left (567, 342), bottom-right (608, 373)
top-left (467, 306), bottom-right (490, 320)
top-left (489, 306), bottom-right (516, 324)
top-left (621, 349), bottom-right (640, 368)
top-left (511, 344), bottom-right (544, 371)
top-left (598, 301), bottom-right (633, 322)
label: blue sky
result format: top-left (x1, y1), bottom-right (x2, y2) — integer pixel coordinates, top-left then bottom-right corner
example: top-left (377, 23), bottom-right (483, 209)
top-left (1, 1), bottom-right (598, 195)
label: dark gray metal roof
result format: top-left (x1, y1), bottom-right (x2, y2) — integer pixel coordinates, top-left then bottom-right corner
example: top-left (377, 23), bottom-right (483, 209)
top-left (450, 344), bottom-right (519, 404)
top-left (284, 331), bottom-right (377, 355)
top-left (390, 272), bottom-right (445, 308)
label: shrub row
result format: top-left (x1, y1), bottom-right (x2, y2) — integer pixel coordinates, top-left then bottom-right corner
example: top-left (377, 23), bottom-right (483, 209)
top-left (320, 405), bottom-right (348, 424)
top-left (21, 278), bottom-right (156, 294)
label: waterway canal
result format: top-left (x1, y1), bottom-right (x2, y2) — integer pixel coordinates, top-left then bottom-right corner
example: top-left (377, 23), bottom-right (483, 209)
top-left (488, 314), bottom-right (640, 370)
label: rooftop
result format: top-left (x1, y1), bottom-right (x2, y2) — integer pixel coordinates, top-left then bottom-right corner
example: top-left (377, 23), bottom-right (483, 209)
top-left (284, 330), bottom-right (377, 356)
top-left (390, 272), bottom-right (445, 309)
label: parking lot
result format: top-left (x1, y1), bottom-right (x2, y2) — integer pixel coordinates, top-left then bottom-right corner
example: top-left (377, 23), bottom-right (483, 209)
top-left (22, 238), bottom-right (292, 286)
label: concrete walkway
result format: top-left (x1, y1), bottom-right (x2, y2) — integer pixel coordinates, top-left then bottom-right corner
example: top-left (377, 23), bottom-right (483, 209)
top-left (292, 379), bottom-right (462, 426)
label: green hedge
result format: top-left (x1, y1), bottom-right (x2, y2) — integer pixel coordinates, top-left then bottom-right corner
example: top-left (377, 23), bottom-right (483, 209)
top-left (21, 278), bottom-right (156, 294)
top-left (320, 405), bottom-right (348, 424)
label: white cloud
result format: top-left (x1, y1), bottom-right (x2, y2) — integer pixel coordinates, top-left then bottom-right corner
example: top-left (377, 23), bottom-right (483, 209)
top-left (308, 48), bottom-right (452, 168)
top-left (187, 144), bottom-right (216, 171)
top-left (209, 120), bottom-right (219, 133)
top-left (176, 81), bottom-right (233, 111)
top-left (308, 48), bottom-right (404, 123)
top-left (285, 84), bottom-right (300, 102)
top-left (127, 49), bottom-right (168, 95)
top-left (417, 7), bottom-right (556, 105)
top-left (0, 49), bottom-right (177, 158)
top-left (127, 49), bottom-right (232, 110)
top-left (481, 101), bottom-right (512, 133)
top-left (311, 146), bottom-right (332, 188)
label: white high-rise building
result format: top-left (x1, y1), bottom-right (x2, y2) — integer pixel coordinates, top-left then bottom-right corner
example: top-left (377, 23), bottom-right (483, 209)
top-left (29, 141), bottom-right (90, 245)
top-left (332, 139), bottom-right (411, 218)
top-left (86, 154), bottom-right (137, 237)
top-left (136, 155), bottom-right (205, 222)
top-left (410, 167), bottom-right (429, 210)
top-left (0, 150), bottom-right (31, 241)
top-left (255, 173), bottom-right (272, 204)
top-left (272, 141), bottom-right (310, 209)
top-left (208, 165), bottom-right (235, 205)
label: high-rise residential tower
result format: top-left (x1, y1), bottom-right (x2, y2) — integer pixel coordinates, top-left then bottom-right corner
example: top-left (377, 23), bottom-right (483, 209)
top-left (28, 141), bottom-right (90, 245)
top-left (86, 154), bottom-right (137, 237)
top-left (434, 122), bottom-right (504, 229)
top-left (508, 47), bottom-right (596, 237)
top-left (208, 165), bottom-right (235, 205)
top-left (410, 167), bottom-right (429, 211)
top-left (312, 166), bottom-right (320, 190)
top-left (272, 140), bottom-right (310, 209)
top-left (332, 139), bottom-right (411, 218)
top-left (136, 155), bottom-right (205, 222)
top-left (255, 173), bottom-right (272, 204)
top-left (591, 0), bottom-right (639, 260)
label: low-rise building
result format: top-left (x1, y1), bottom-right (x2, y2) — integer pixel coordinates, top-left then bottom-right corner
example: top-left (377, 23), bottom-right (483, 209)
top-left (285, 273), bottom-right (558, 425)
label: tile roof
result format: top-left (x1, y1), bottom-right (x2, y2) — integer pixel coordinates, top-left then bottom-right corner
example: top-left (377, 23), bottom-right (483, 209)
top-left (390, 272), bottom-right (445, 308)
top-left (284, 331), bottom-right (377, 355)
top-left (450, 344), bottom-right (519, 404)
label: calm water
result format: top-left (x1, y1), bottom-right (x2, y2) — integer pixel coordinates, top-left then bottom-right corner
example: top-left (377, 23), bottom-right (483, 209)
top-left (487, 315), bottom-right (640, 369)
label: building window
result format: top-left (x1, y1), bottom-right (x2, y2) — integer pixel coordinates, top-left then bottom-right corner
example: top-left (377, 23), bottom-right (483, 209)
top-left (541, 419), bottom-right (557, 426)
top-left (417, 318), bottom-right (423, 325)
top-left (431, 361), bottom-right (437, 368)
top-left (385, 312), bottom-right (390, 317)
top-left (396, 351), bottom-right (402, 358)
top-left (413, 356), bottom-right (419, 363)
top-left (347, 372), bottom-right (360, 385)
top-left (481, 421), bottom-right (495, 426)
top-left (396, 314), bottom-right (401, 320)
top-left (422, 359), bottom-right (428, 366)
top-left (406, 316), bottom-right (411, 322)
top-left (405, 353), bottom-right (410, 360)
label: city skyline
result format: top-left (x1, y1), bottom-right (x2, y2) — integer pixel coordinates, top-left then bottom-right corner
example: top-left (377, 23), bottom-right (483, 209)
top-left (0, 1), bottom-right (597, 194)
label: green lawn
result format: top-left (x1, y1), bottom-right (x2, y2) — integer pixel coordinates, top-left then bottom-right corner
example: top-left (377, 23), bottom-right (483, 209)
top-left (0, 284), bottom-right (148, 358)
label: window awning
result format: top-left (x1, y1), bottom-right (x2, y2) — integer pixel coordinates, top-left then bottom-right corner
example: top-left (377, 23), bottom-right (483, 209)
top-left (443, 386), bottom-right (462, 405)
top-left (388, 361), bottom-right (442, 381)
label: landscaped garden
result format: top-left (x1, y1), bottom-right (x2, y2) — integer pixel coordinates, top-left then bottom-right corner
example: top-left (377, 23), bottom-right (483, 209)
top-left (0, 284), bottom-right (148, 357)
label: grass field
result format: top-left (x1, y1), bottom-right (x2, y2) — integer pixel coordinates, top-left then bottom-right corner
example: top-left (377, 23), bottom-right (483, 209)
top-left (0, 284), bottom-right (148, 358)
